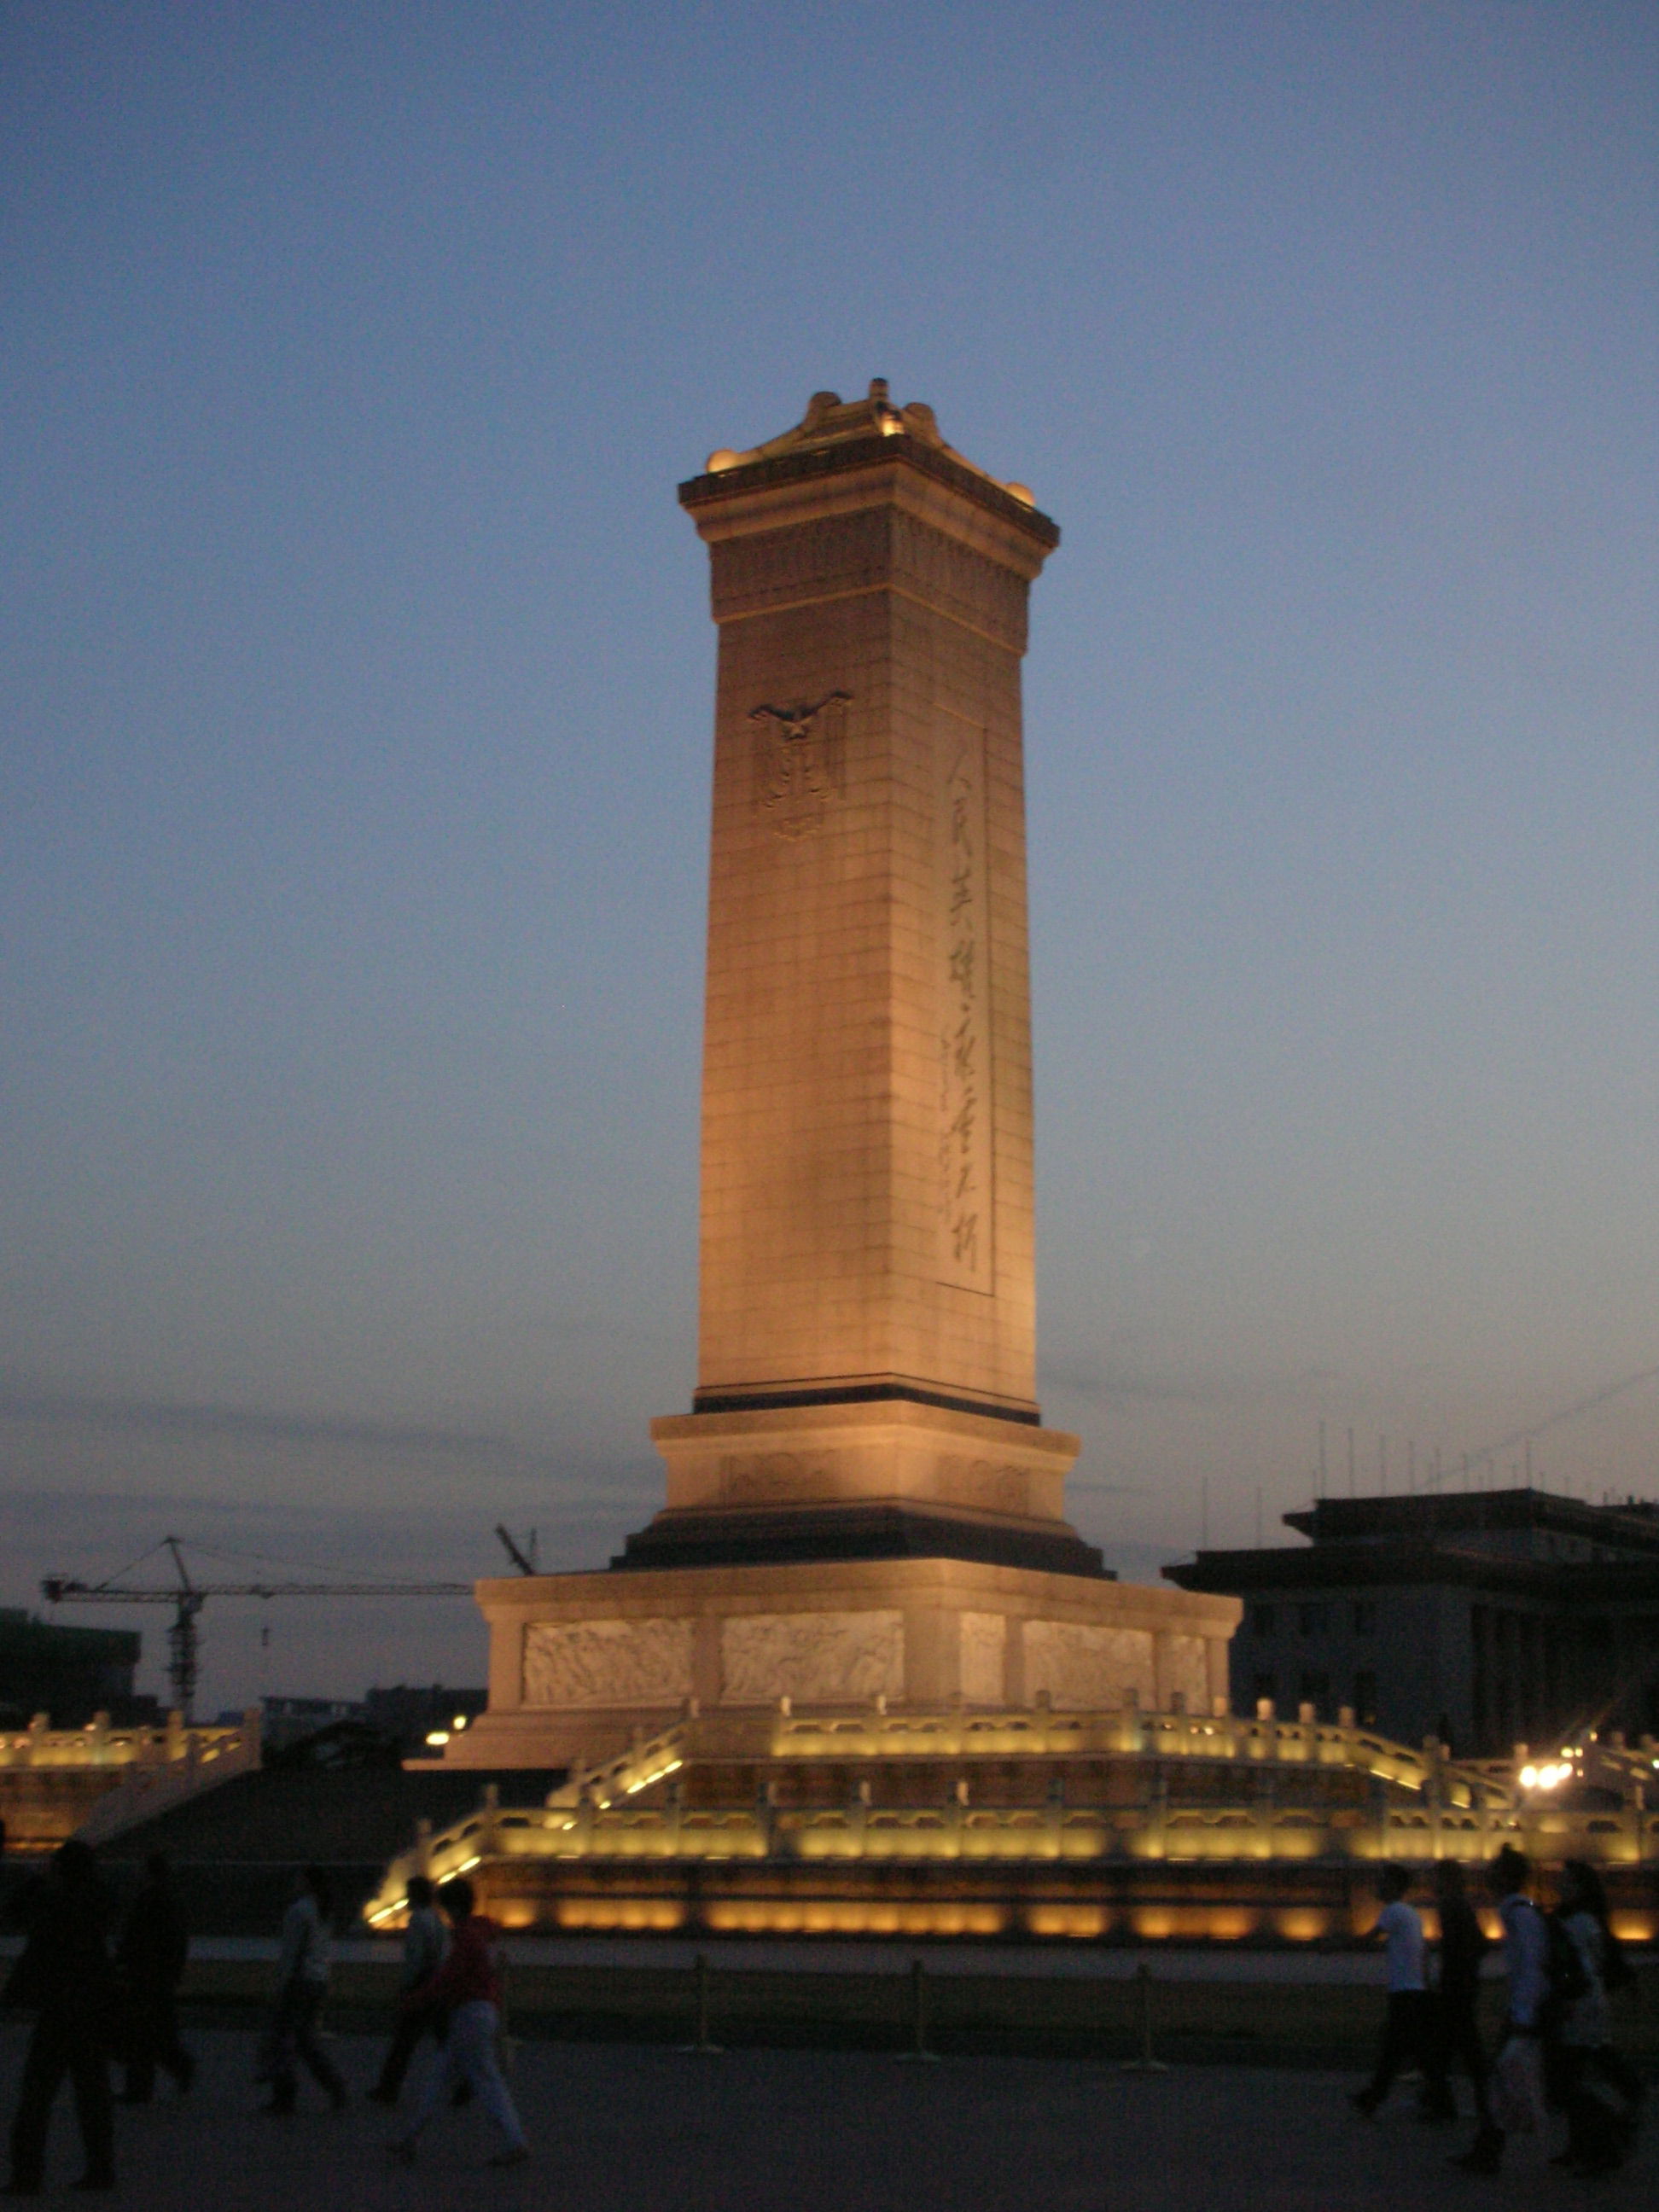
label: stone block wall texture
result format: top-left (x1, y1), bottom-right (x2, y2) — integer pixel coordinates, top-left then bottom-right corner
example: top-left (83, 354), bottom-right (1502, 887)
top-left (686, 451), bottom-right (1056, 1422)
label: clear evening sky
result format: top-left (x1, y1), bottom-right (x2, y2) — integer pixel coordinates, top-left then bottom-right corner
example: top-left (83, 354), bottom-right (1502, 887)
top-left (3, 4), bottom-right (1655, 1714)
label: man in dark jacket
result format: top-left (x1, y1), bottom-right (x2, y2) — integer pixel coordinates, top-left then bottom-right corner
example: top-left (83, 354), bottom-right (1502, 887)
top-left (115, 1852), bottom-right (195, 2104)
top-left (3, 1838), bottom-right (116, 2194)
top-left (1432, 1857), bottom-right (1491, 2121)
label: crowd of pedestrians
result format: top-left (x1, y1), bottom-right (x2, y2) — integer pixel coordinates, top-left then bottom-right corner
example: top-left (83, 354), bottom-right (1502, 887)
top-left (1, 1842), bottom-right (530, 2192)
top-left (0, 1830), bottom-right (1649, 2192)
top-left (1352, 1845), bottom-right (1644, 2178)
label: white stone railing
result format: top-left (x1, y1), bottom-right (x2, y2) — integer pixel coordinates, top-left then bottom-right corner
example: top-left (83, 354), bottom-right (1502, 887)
top-left (359, 1703), bottom-right (1659, 1930)
top-left (0, 1710), bottom-right (262, 1849)
top-left (767, 1701), bottom-right (1508, 1809)
top-left (0, 1710), bottom-right (256, 1773)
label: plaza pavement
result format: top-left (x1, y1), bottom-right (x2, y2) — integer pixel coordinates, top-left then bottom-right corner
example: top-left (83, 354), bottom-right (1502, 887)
top-left (2, 2022), bottom-right (1653, 2211)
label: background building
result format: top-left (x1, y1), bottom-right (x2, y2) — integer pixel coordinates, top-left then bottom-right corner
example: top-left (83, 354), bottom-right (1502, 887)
top-left (1165, 1491), bottom-right (1659, 1758)
top-left (0, 1609), bottom-right (147, 1727)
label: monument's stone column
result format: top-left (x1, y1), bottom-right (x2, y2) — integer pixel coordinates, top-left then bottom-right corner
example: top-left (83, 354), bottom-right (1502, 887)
top-left (435, 384), bottom-right (1243, 1771)
top-left (632, 381), bottom-right (1096, 1576)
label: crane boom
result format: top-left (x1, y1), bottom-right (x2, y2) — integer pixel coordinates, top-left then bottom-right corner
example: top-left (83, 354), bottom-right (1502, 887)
top-left (41, 1580), bottom-right (472, 1602)
top-left (40, 1540), bottom-right (474, 1720)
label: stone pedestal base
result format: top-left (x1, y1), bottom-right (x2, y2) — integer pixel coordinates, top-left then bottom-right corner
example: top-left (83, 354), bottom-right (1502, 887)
top-left (625, 1400), bottom-right (1099, 1575)
top-left (439, 1555), bottom-right (1240, 1771)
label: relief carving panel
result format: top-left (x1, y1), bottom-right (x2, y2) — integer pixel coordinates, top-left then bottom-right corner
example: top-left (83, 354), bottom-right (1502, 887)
top-left (1023, 1621), bottom-right (1155, 1709)
top-left (709, 510), bottom-right (1027, 651)
top-left (936, 1456), bottom-right (1027, 1516)
top-left (891, 510), bottom-right (1027, 653)
top-left (711, 509), bottom-right (890, 620)
top-left (960, 1611), bottom-right (1007, 1704)
top-left (720, 1610), bottom-right (904, 1706)
top-left (750, 691), bottom-right (850, 841)
top-left (718, 1452), bottom-right (835, 1504)
top-left (522, 1618), bottom-right (694, 1710)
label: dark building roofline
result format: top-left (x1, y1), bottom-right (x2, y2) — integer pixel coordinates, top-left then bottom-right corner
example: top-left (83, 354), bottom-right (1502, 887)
top-left (1165, 1541), bottom-right (1659, 1603)
top-left (0, 1615), bottom-right (141, 1661)
top-left (1282, 1487), bottom-right (1659, 1557)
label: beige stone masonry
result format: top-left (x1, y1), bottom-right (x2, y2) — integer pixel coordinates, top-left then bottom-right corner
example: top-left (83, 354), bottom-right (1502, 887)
top-left (444, 1558), bottom-right (1241, 1771)
top-left (435, 387), bottom-right (1243, 1774)
top-left (649, 1399), bottom-right (1077, 1522)
top-left (680, 394), bottom-right (1056, 1460)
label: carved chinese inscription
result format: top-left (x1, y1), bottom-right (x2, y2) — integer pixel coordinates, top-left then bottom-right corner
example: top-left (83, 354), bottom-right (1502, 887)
top-left (937, 717), bottom-right (994, 1290)
top-left (750, 690), bottom-right (850, 840)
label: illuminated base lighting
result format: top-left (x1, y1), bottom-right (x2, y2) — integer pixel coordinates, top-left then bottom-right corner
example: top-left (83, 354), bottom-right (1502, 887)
top-left (361, 1704), bottom-right (1659, 1941)
top-left (556, 1899), bottom-right (686, 1932)
top-left (704, 1901), bottom-right (1005, 1938)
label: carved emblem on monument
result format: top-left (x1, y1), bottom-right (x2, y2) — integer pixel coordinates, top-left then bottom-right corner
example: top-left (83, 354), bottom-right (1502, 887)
top-left (750, 690), bottom-right (850, 839)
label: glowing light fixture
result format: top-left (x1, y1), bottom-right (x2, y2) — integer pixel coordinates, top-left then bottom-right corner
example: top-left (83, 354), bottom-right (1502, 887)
top-left (425, 1730), bottom-right (450, 1747)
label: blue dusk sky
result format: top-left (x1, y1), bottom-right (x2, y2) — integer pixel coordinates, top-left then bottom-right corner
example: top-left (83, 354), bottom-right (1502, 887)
top-left (3, 3), bottom-right (1656, 1713)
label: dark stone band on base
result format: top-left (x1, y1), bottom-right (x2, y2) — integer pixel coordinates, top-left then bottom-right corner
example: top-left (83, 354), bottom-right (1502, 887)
top-left (688, 1382), bottom-right (1043, 1426)
top-left (612, 1503), bottom-right (1109, 1580)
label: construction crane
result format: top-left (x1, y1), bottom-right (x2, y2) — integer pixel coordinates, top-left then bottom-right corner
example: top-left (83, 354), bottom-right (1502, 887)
top-left (41, 1537), bottom-right (473, 1721)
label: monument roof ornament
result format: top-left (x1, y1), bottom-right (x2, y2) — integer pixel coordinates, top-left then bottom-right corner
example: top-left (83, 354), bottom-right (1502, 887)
top-left (688, 378), bottom-right (1054, 544)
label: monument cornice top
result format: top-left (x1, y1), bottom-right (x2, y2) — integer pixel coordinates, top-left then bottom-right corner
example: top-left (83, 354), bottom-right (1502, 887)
top-left (679, 380), bottom-right (1059, 550)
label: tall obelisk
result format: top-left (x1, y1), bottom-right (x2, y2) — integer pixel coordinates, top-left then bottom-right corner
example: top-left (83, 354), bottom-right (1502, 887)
top-left (632, 381), bottom-right (1096, 1573)
top-left (448, 384), bottom-right (1238, 1769)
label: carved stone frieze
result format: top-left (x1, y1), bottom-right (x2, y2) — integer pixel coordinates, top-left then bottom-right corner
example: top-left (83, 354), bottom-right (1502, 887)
top-left (712, 509), bottom-right (889, 621)
top-left (720, 1610), bottom-right (904, 1705)
top-left (710, 509), bottom-right (1027, 651)
top-left (521, 1618), bottom-right (694, 1709)
top-left (935, 1456), bottom-right (1027, 1516)
top-left (1023, 1620), bottom-right (1154, 1708)
top-left (718, 1451), bottom-right (837, 1504)
top-left (891, 509), bottom-right (1027, 652)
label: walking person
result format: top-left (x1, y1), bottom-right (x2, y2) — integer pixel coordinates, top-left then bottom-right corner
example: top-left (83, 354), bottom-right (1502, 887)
top-left (115, 1852), bottom-right (195, 2104)
top-left (367, 1875), bottom-right (450, 2107)
top-left (262, 1866), bottom-right (347, 2116)
top-left (3, 1838), bottom-right (117, 2195)
top-left (1453, 1843), bottom-right (1550, 2174)
top-left (1430, 1858), bottom-right (1490, 2123)
top-left (1548, 1860), bottom-right (1638, 2175)
top-left (388, 1877), bottom-right (529, 2168)
top-left (1351, 1863), bottom-right (1452, 2120)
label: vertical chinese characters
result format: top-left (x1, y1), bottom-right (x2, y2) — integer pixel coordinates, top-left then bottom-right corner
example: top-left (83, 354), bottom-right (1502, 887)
top-left (938, 729), bottom-right (994, 1290)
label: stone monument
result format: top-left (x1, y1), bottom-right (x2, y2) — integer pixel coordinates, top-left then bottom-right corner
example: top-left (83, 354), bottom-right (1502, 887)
top-left (445, 383), bottom-right (1236, 1767)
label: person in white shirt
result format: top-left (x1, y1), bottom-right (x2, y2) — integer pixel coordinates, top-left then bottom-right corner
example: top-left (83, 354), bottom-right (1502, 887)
top-left (263, 1866), bottom-right (348, 2116)
top-left (1351, 1863), bottom-right (1453, 2119)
